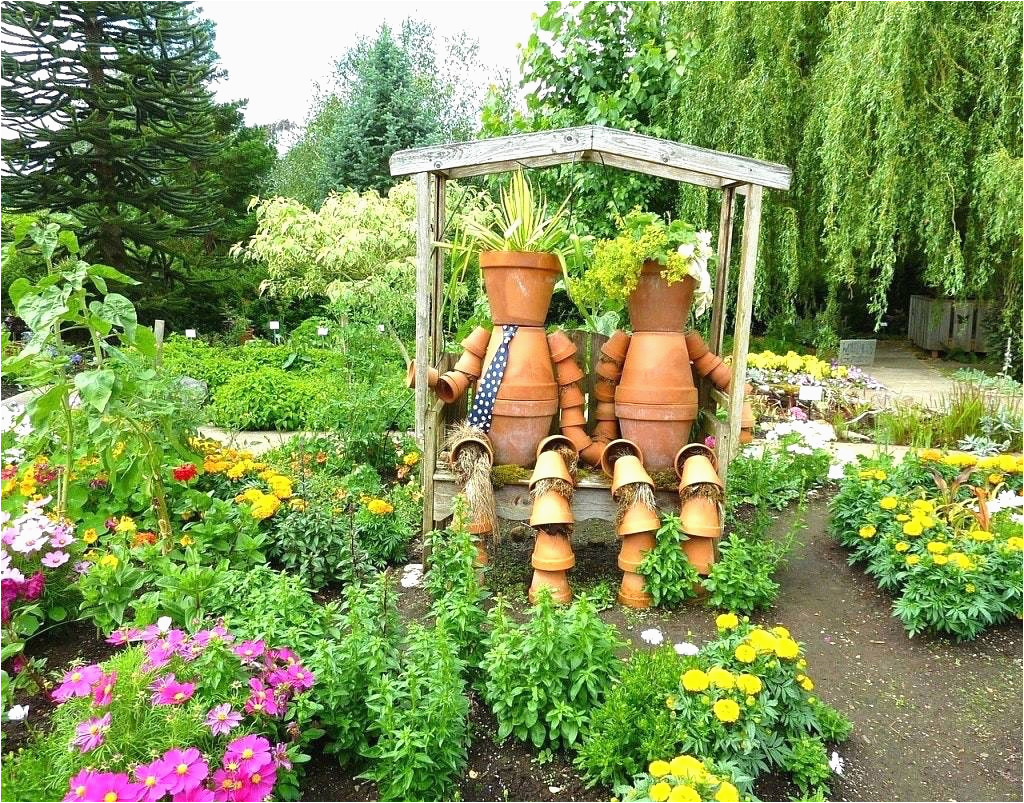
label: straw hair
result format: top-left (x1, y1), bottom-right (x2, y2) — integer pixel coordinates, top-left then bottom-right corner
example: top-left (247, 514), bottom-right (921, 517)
top-left (446, 422), bottom-right (498, 541)
top-left (679, 482), bottom-right (724, 504)
top-left (615, 481), bottom-right (658, 527)
top-left (531, 477), bottom-right (575, 503)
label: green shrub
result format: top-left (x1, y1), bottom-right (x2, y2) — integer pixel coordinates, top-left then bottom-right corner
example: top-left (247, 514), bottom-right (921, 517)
top-left (481, 592), bottom-right (623, 751)
top-left (725, 435), bottom-right (830, 518)
top-left (209, 368), bottom-right (333, 430)
top-left (269, 505), bottom-right (371, 589)
top-left (637, 513), bottom-right (701, 608)
top-left (784, 736), bottom-right (832, 799)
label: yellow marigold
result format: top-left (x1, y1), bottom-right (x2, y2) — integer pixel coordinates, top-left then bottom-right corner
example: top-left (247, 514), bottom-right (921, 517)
top-left (796, 658), bottom-right (807, 669)
top-left (797, 674), bottom-right (814, 692)
top-left (873, 470), bottom-right (887, 481)
top-left (268, 476), bottom-right (293, 500)
top-left (997, 454), bottom-right (1021, 473)
top-left (965, 583), bottom-right (976, 593)
top-left (289, 498), bottom-right (307, 512)
top-left (914, 515), bottom-right (935, 529)
top-left (949, 553), bottom-right (974, 571)
top-left (179, 535), bottom-right (194, 547)
top-left (896, 514), bottom-right (910, 522)
top-left (918, 448), bottom-right (942, 462)
top-left (771, 626), bottom-right (790, 638)
top-left (648, 760), bottom-right (672, 778)
top-left (18, 479), bottom-right (37, 496)
top-left (668, 784), bottom-right (701, 803)
top-left (707, 667), bottom-right (734, 690)
top-left (734, 644), bottom-right (757, 664)
top-left (894, 541), bottom-right (910, 553)
top-left (879, 496), bottom-right (898, 510)
top-left (99, 554), bottom-right (119, 570)
top-left (736, 673), bottom-right (763, 695)
top-left (250, 493), bottom-right (281, 520)
top-left (1005, 536), bottom-right (1023, 551)
top-left (115, 516), bottom-right (136, 533)
top-left (649, 782), bottom-right (671, 802)
top-left (665, 695), bottom-right (677, 709)
top-left (859, 525), bottom-right (876, 539)
top-left (970, 530), bottom-right (994, 542)
top-left (773, 637), bottom-right (800, 660)
top-left (714, 781), bottom-right (740, 803)
top-left (715, 612), bottom-right (739, 630)
top-left (681, 669), bottom-right (710, 692)
top-left (988, 473), bottom-right (1005, 485)
top-left (926, 541), bottom-right (949, 554)
top-left (747, 629), bottom-right (777, 653)
top-left (858, 470), bottom-right (875, 480)
top-left (906, 554), bottom-right (921, 565)
top-left (403, 452), bottom-right (420, 466)
top-left (910, 499), bottom-right (935, 513)
top-left (83, 528), bottom-right (98, 545)
top-left (713, 698), bottom-right (741, 723)
top-left (367, 499), bottom-right (394, 515)
top-left (902, 520), bottom-right (924, 537)
top-left (933, 554), bottom-right (949, 566)
top-left (669, 755), bottom-right (705, 780)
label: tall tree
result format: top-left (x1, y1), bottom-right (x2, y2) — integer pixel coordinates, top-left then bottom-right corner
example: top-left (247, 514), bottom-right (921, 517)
top-left (1, 1), bottom-right (222, 277)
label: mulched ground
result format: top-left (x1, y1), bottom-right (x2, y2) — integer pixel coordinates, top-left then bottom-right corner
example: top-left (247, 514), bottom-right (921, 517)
top-left (6, 494), bottom-right (1022, 801)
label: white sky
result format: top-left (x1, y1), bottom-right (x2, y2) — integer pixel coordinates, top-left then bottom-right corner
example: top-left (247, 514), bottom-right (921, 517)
top-left (199, 0), bottom-right (547, 127)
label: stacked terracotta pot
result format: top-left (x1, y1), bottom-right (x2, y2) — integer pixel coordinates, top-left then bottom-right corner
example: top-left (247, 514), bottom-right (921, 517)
top-left (685, 330), bottom-right (756, 443)
top-left (549, 330), bottom-right (604, 467)
top-left (603, 440), bottom-right (659, 609)
top-left (527, 436), bottom-right (577, 603)
top-left (614, 265), bottom-right (700, 472)
top-left (448, 431), bottom-right (496, 572)
top-left (590, 330), bottom-right (630, 453)
top-left (674, 444), bottom-right (724, 575)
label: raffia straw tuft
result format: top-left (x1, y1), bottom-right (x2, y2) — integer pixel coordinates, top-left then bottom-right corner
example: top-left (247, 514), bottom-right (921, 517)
top-left (538, 522), bottom-right (574, 537)
top-left (446, 422), bottom-right (498, 541)
top-left (553, 444), bottom-right (579, 481)
top-left (614, 481), bottom-right (658, 527)
top-left (530, 477), bottom-right (575, 503)
top-left (679, 482), bottom-right (724, 503)
top-left (603, 440), bottom-right (635, 468)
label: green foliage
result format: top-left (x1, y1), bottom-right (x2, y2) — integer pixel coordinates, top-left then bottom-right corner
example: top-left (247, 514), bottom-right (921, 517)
top-left (725, 435), bottom-right (831, 518)
top-left (574, 647), bottom-right (687, 787)
top-left (354, 494), bottom-right (416, 567)
top-left (783, 736), bottom-right (832, 800)
top-left (210, 368), bottom-right (332, 431)
top-left (269, 505), bottom-right (371, 589)
top-left (481, 592), bottom-right (623, 751)
top-left (637, 514), bottom-right (701, 608)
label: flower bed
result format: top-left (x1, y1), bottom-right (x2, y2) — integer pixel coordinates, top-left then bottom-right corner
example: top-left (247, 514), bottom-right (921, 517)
top-left (830, 449), bottom-right (1024, 639)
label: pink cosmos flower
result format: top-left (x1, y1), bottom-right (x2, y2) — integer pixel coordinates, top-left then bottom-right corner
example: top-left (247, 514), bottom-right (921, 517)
top-left (42, 550), bottom-right (71, 568)
top-left (224, 734), bottom-right (271, 775)
top-left (173, 787), bottom-right (215, 802)
top-left (271, 743), bottom-right (291, 771)
top-left (232, 639), bottom-right (264, 664)
top-left (134, 759), bottom-right (172, 802)
top-left (158, 747), bottom-right (209, 795)
top-left (285, 664), bottom-right (314, 690)
top-left (268, 647), bottom-right (298, 666)
top-left (64, 769), bottom-right (96, 802)
top-left (212, 768), bottom-right (243, 801)
top-left (244, 677), bottom-right (280, 716)
top-left (74, 561), bottom-right (91, 575)
top-left (206, 703), bottom-right (242, 736)
top-left (49, 527), bottom-right (74, 548)
top-left (142, 643), bottom-right (174, 673)
top-left (53, 664), bottom-right (103, 702)
top-left (80, 771), bottom-right (142, 802)
top-left (91, 671), bottom-right (117, 707)
top-left (151, 675), bottom-right (195, 706)
top-left (238, 764), bottom-right (276, 802)
top-left (106, 627), bottom-right (141, 646)
top-left (71, 712), bottom-right (111, 752)
top-left (704, 435), bottom-right (717, 449)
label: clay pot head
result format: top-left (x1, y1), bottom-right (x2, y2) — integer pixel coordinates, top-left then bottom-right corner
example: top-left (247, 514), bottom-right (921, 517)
top-left (600, 330), bottom-right (631, 364)
top-left (436, 370), bottom-right (472, 403)
top-left (529, 569), bottom-right (572, 604)
top-left (531, 529), bottom-right (576, 571)
top-left (611, 455), bottom-right (654, 498)
top-left (536, 434), bottom-right (576, 459)
top-left (460, 326), bottom-right (492, 358)
top-left (547, 330), bottom-right (577, 363)
top-left (449, 432), bottom-right (495, 472)
top-left (617, 501), bottom-right (661, 536)
top-left (452, 350), bottom-right (484, 380)
top-left (559, 383), bottom-right (585, 408)
top-left (405, 362), bottom-right (439, 390)
top-left (600, 438), bottom-right (644, 478)
top-left (679, 454), bottom-right (723, 490)
top-left (555, 359), bottom-right (584, 386)
top-left (480, 251), bottom-right (561, 326)
top-left (529, 450), bottom-right (573, 489)
top-left (529, 490), bottom-right (574, 527)
top-left (674, 443), bottom-right (719, 478)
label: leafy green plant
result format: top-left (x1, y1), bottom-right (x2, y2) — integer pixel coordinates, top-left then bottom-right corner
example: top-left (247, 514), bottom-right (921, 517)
top-left (637, 513), bottom-right (701, 608)
top-left (784, 736), bottom-right (832, 799)
top-left (481, 591), bottom-right (623, 750)
top-left (457, 169), bottom-right (570, 254)
top-left (270, 506), bottom-right (371, 589)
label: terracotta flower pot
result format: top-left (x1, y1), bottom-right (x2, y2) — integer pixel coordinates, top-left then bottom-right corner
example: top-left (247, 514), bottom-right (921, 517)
top-left (537, 434), bottom-right (577, 458)
top-left (560, 405), bottom-right (587, 428)
top-left (488, 397), bottom-right (559, 466)
top-left (615, 402), bottom-right (698, 472)
top-left (594, 402), bottom-right (617, 421)
top-left (741, 400), bottom-right (755, 428)
top-left (681, 533), bottom-right (717, 575)
top-left (461, 326), bottom-right (492, 359)
top-left (555, 359), bottom-right (584, 386)
top-left (684, 330), bottom-right (709, 360)
top-left (600, 330), bottom-right (631, 364)
top-left (559, 383), bottom-right (585, 408)
top-left (449, 432), bottom-right (495, 472)
top-left (436, 370), bottom-right (472, 403)
top-left (617, 570), bottom-right (652, 609)
top-left (592, 420), bottom-right (619, 443)
top-left (529, 450), bottom-right (573, 489)
top-left (618, 530), bottom-right (655, 573)
top-left (529, 569), bottom-right (572, 604)
top-left (529, 489), bottom-right (574, 527)
top-left (547, 330), bottom-right (577, 363)
top-left (692, 352), bottom-right (731, 390)
top-left (679, 454), bottom-right (722, 490)
top-left (740, 428), bottom-right (754, 444)
top-left (679, 495), bottom-right (722, 539)
top-left (480, 327), bottom-right (556, 401)
top-left (674, 444), bottom-right (718, 477)
top-left (453, 349), bottom-right (484, 380)
top-left (474, 541), bottom-right (489, 571)
top-left (561, 425), bottom-right (594, 452)
top-left (600, 438), bottom-right (644, 478)
top-left (691, 351), bottom-right (722, 378)
top-left (596, 357), bottom-right (622, 381)
top-left (480, 251), bottom-right (561, 326)
top-left (405, 362), bottom-right (439, 390)
top-left (618, 502), bottom-right (661, 536)
top-left (593, 379), bottom-right (616, 402)
top-left (628, 263), bottom-right (696, 332)
top-left (579, 440), bottom-right (605, 467)
top-left (531, 529), bottom-right (576, 571)
top-left (615, 333), bottom-right (696, 405)
top-left (610, 454), bottom-right (654, 497)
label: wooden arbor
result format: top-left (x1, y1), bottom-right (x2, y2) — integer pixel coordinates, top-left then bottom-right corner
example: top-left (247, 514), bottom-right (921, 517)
top-left (390, 125), bottom-right (792, 535)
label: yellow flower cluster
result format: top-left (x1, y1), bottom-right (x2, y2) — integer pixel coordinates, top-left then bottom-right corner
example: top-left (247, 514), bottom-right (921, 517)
top-left (366, 498), bottom-right (394, 515)
top-left (234, 488), bottom-right (282, 520)
top-left (194, 438), bottom-right (299, 519)
top-left (746, 350), bottom-right (839, 380)
top-left (644, 755), bottom-right (742, 802)
top-left (918, 449), bottom-right (1023, 474)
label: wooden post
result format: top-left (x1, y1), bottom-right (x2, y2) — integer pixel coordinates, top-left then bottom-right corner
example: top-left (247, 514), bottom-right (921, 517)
top-left (708, 187), bottom-right (736, 354)
top-left (153, 319), bottom-right (165, 367)
top-left (723, 184), bottom-right (763, 483)
top-left (414, 172), bottom-right (435, 536)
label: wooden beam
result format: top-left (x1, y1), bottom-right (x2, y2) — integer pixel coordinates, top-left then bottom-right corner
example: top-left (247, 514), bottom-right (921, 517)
top-left (709, 187), bottom-right (736, 354)
top-left (413, 172), bottom-right (432, 443)
top-left (724, 184), bottom-right (763, 482)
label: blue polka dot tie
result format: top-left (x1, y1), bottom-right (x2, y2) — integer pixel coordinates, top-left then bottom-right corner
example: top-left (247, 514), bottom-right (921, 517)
top-left (467, 325), bottom-right (518, 432)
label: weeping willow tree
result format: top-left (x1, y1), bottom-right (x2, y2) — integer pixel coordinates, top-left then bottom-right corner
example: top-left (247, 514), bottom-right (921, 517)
top-left (516, 1), bottom-right (1023, 368)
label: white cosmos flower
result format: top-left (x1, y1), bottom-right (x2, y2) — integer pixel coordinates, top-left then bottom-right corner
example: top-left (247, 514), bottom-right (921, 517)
top-left (640, 628), bottom-right (664, 645)
top-left (674, 642), bottom-right (699, 656)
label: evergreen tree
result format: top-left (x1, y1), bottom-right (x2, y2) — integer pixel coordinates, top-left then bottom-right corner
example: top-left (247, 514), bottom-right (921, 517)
top-left (1, 1), bottom-right (222, 277)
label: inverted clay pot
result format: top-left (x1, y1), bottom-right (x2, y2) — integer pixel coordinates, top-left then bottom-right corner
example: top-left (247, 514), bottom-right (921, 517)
top-left (674, 443), bottom-right (719, 477)
top-left (531, 529), bottom-right (576, 571)
top-left (681, 533), bottom-right (717, 575)
top-left (611, 454), bottom-right (655, 497)
top-left (436, 370), bottom-right (472, 403)
top-left (592, 420), bottom-right (619, 443)
top-left (618, 502), bottom-right (661, 536)
top-left (617, 530), bottom-right (656, 573)
top-left (594, 402), bottom-right (617, 421)
top-left (691, 352), bottom-right (732, 390)
top-left (617, 570), bottom-right (652, 609)
top-left (529, 450), bottom-right (573, 489)
top-left (679, 495), bottom-right (722, 539)
top-left (537, 434), bottom-right (577, 459)
top-left (593, 379), bottom-right (616, 402)
top-left (741, 400), bottom-right (755, 429)
top-left (740, 428), bottom-right (754, 444)
top-left (679, 454), bottom-right (723, 490)
top-left (481, 327), bottom-right (557, 401)
top-left (547, 330), bottom-right (577, 363)
top-left (555, 359), bottom-right (585, 386)
top-left (628, 263), bottom-right (696, 333)
top-left (529, 569), bottom-right (572, 604)
top-left (600, 438), bottom-right (644, 478)
top-left (449, 432), bottom-right (495, 472)
top-left (600, 330), bottom-right (631, 364)
top-left (480, 251), bottom-right (561, 326)
top-left (405, 362), bottom-right (439, 390)
top-left (579, 440), bottom-right (606, 467)
top-left (615, 404), bottom-right (697, 472)
top-left (560, 405), bottom-right (587, 428)
top-left (489, 398), bottom-right (559, 466)
top-left (684, 330), bottom-right (709, 361)
top-left (559, 383), bottom-right (585, 409)
top-left (461, 326), bottom-right (492, 359)
top-left (561, 426), bottom-right (594, 453)
top-left (596, 357), bottom-right (622, 381)
top-left (529, 490), bottom-right (574, 527)
top-left (452, 349), bottom-right (484, 380)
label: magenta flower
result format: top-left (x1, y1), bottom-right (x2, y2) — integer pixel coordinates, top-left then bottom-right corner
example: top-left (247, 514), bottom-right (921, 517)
top-left (53, 664), bottom-right (102, 702)
top-left (74, 561), bottom-right (91, 575)
top-left (239, 764), bottom-right (276, 801)
top-left (244, 677), bottom-right (280, 716)
top-left (104, 517), bottom-right (118, 531)
top-left (91, 671), bottom-right (117, 707)
top-left (704, 435), bottom-right (717, 449)
top-left (41, 550), bottom-right (70, 568)
top-left (134, 759), bottom-right (172, 802)
top-left (151, 674), bottom-right (195, 706)
top-left (79, 771), bottom-right (142, 803)
top-left (205, 703), bottom-right (242, 736)
top-left (271, 742), bottom-right (291, 771)
top-left (106, 627), bottom-right (141, 646)
top-left (790, 406), bottom-right (809, 421)
top-left (173, 787), bottom-right (215, 802)
top-left (224, 734), bottom-right (271, 775)
top-left (21, 571), bottom-right (45, 600)
top-left (212, 768), bottom-right (243, 800)
top-left (64, 769), bottom-right (96, 802)
top-left (285, 664), bottom-right (314, 690)
top-left (158, 747), bottom-right (209, 795)
top-left (49, 527), bottom-right (74, 548)
top-left (142, 643), bottom-right (174, 673)
top-left (269, 647), bottom-right (298, 666)
top-left (232, 639), bottom-right (264, 664)
top-left (71, 712), bottom-right (111, 752)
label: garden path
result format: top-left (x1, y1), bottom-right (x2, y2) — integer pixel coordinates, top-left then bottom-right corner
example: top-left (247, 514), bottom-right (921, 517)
top-left (865, 339), bottom-right (961, 409)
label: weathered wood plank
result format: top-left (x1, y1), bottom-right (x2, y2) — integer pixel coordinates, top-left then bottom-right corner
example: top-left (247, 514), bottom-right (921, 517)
top-left (431, 175), bottom-right (446, 359)
top-left (709, 188), bottom-right (736, 354)
top-left (413, 173), bottom-right (432, 443)
top-left (391, 126), bottom-right (792, 190)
